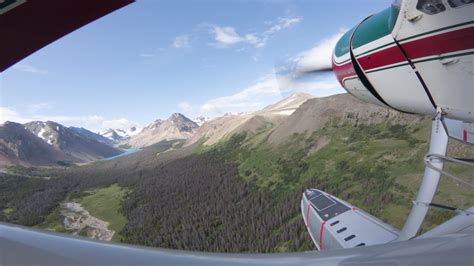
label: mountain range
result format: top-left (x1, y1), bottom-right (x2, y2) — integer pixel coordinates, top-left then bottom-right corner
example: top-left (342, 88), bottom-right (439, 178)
top-left (1, 111), bottom-right (214, 166)
top-left (0, 93), bottom-right (430, 167)
top-left (0, 121), bottom-right (123, 166)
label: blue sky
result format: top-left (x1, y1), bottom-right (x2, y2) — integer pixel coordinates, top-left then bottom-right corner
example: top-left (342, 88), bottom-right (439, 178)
top-left (0, 0), bottom-right (392, 131)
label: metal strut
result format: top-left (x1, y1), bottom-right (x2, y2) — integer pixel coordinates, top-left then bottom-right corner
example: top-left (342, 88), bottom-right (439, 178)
top-left (398, 111), bottom-right (449, 241)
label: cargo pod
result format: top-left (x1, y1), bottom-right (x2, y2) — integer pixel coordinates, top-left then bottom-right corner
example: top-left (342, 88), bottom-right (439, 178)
top-left (301, 189), bottom-right (399, 251)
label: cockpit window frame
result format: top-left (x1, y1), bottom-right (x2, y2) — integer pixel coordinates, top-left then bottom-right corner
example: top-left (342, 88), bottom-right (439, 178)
top-left (416, 0), bottom-right (447, 15)
top-left (447, 0), bottom-right (474, 8)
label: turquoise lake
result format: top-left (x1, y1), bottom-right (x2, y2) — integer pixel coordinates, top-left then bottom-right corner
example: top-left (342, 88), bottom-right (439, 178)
top-left (101, 148), bottom-right (142, 161)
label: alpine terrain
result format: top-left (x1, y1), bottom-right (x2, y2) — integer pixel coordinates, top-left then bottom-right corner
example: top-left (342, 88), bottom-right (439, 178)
top-left (1, 93), bottom-right (472, 253)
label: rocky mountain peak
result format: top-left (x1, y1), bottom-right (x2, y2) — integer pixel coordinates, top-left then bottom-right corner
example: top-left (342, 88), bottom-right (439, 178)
top-left (126, 113), bottom-right (198, 147)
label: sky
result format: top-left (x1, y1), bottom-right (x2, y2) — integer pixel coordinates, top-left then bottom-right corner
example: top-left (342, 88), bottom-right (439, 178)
top-left (0, 0), bottom-right (392, 131)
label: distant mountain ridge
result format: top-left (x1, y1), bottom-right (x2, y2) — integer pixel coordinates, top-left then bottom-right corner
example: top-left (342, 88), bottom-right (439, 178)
top-left (0, 121), bottom-right (123, 167)
top-left (127, 113), bottom-right (199, 147)
top-left (0, 93), bottom-right (420, 167)
top-left (70, 127), bottom-right (114, 146)
top-left (186, 92), bottom-right (314, 146)
top-left (0, 121), bottom-right (72, 166)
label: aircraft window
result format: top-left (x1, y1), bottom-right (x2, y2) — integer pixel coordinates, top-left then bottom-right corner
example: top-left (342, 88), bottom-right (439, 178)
top-left (356, 243), bottom-right (366, 247)
top-left (337, 227), bottom-right (347, 233)
top-left (344, 235), bottom-right (356, 241)
top-left (310, 194), bottom-right (336, 211)
top-left (330, 221), bottom-right (340, 226)
top-left (447, 0), bottom-right (474, 8)
top-left (416, 0), bottom-right (447, 14)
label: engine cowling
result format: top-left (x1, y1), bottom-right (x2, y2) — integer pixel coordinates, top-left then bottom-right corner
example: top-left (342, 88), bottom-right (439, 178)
top-left (332, 1), bottom-right (474, 123)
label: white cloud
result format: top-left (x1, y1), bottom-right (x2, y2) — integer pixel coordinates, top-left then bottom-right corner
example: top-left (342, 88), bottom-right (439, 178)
top-left (291, 30), bottom-right (345, 72)
top-left (199, 75), bottom-right (279, 116)
top-left (211, 26), bottom-right (244, 46)
top-left (265, 17), bottom-right (301, 36)
top-left (0, 106), bottom-right (139, 132)
top-left (0, 107), bottom-right (30, 124)
top-left (199, 72), bottom-right (342, 117)
top-left (178, 101), bottom-right (193, 112)
top-left (12, 64), bottom-right (49, 74)
top-left (101, 118), bottom-right (137, 130)
top-left (199, 30), bottom-right (346, 116)
top-left (210, 16), bottom-right (301, 48)
top-left (172, 35), bottom-right (190, 48)
top-left (25, 103), bottom-right (52, 113)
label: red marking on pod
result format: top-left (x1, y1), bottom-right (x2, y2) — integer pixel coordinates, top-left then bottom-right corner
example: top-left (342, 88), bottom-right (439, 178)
top-left (464, 129), bottom-right (468, 142)
top-left (319, 220), bottom-right (327, 250)
top-left (305, 204), bottom-right (311, 227)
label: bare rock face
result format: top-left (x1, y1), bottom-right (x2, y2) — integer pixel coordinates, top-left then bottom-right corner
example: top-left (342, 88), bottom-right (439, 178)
top-left (267, 93), bottom-right (427, 144)
top-left (127, 113), bottom-right (199, 147)
top-left (60, 202), bottom-right (114, 241)
top-left (23, 121), bottom-right (122, 162)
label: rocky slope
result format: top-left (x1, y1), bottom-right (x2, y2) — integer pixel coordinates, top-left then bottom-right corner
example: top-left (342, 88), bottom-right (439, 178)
top-left (69, 127), bottom-right (114, 146)
top-left (0, 122), bottom-right (73, 166)
top-left (267, 93), bottom-right (426, 144)
top-left (186, 92), bottom-right (314, 146)
top-left (127, 113), bottom-right (198, 147)
top-left (24, 121), bottom-right (122, 162)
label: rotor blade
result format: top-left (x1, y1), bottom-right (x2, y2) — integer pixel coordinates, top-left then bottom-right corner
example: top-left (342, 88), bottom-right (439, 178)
top-left (274, 60), bottom-right (334, 95)
top-left (298, 66), bottom-right (333, 75)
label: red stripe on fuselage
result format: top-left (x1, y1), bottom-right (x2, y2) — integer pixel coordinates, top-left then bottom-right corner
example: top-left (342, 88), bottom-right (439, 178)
top-left (355, 26), bottom-right (474, 71)
top-left (356, 45), bottom-right (406, 71)
top-left (464, 129), bottom-right (468, 142)
top-left (401, 27), bottom-right (474, 60)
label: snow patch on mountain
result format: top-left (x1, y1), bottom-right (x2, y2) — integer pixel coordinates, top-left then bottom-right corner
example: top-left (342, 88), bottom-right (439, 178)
top-left (193, 116), bottom-right (210, 126)
top-left (99, 126), bottom-right (143, 143)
